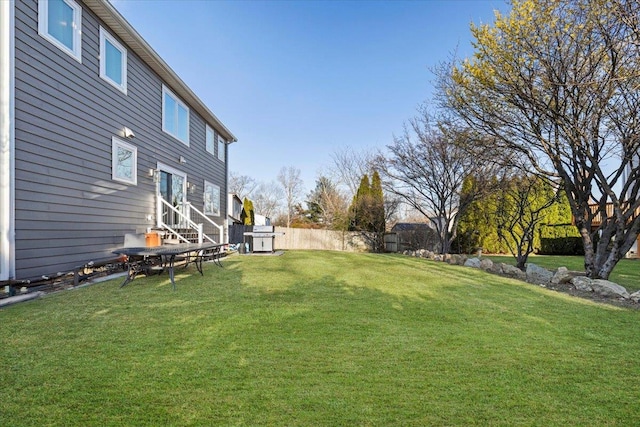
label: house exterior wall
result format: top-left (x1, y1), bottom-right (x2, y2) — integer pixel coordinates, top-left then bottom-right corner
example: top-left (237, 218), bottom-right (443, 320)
top-left (8, 0), bottom-right (232, 279)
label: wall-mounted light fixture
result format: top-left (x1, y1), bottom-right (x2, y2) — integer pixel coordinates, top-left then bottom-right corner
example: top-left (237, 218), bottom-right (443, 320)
top-left (123, 126), bottom-right (135, 139)
top-left (179, 156), bottom-right (187, 164)
top-left (187, 182), bottom-right (196, 194)
top-left (149, 168), bottom-right (159, 183)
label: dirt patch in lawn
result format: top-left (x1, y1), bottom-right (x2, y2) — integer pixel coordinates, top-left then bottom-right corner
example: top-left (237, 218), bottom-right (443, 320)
top-left (542, 281), bottom-right (639, 310)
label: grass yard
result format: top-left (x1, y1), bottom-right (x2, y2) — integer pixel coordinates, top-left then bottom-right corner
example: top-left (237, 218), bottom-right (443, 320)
top-left (2, 250), bottom-right (640, 426)
top-left (484, 254), bottom-right (640, 291)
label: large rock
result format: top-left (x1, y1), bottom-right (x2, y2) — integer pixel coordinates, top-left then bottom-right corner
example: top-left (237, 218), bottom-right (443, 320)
top-left (631, 290), bottom-right (640, 303)
top-left (526, 263), bottom-right (554, 284)
top-left (447, 254), bottom-right (461, 265)
top-left (551, 267), bottom-right (585, 284)
top-left (464, 257), bottom-right (481, 268)
top-left (501, 263), bottom-right (527, 280)
top-left (571, 276), bottom-right (594, 292)
top-left (480, 258), bottom-right (494, 271)
top-left (488, 262), bottom-right (505, 275)
top-left (590, 279), bottom-right (630, 299)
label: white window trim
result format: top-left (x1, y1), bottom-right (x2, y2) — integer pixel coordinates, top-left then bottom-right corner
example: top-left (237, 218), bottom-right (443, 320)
top-left (1, 0), bottom-right (16, 280)
top-left (217, 134), bottom-right (225, 162)
top-left (205, 125), bottom-right (214, 155)
top-left (204, 180), bottom-right (221, 217)
top-left (162, 85), bottom-right (190, 146)
top-left (99, 27), bottom-right (127, 94)
top-left (38, 0), bottom-right (82, 63)
top-left (112, 136), bottom-right (137, 185)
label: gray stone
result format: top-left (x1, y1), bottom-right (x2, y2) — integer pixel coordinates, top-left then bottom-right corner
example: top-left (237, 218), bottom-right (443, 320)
top-left (551, 267), bottom-right (585, 284)
top-left (488, 262), bottom-right (504, 274)
top-left (571, 276), bottom-right (594, 292)
top-left (551, 267), bottom-right (569, 284)
top-left (630, 290), bottom-right (640, 303)
top-left (464, 257), bottom-right (481, 268)
top-left (526, 263), bottom-right (554, 284)
top-left (590, 279), bottom-right (630, 299)
top-left (502, 263), bottom-right (527, 280)
top-left (447, 254), bottom-right (461, 265)
top-left (480, 258), bottom-right (494, 271)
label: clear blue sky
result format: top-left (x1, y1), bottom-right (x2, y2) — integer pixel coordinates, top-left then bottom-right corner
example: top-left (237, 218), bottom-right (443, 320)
top-left (111, 0), bottom-right (508, 193)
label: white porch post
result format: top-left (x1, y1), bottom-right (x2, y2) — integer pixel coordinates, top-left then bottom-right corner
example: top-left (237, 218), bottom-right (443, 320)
top-left (0, 0), bottom-right (16, 280)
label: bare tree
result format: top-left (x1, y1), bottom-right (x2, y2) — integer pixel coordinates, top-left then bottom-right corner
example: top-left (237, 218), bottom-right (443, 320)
top-left (440, 0), bottom-right (640, 279)
top-left (495, 172), bottom-right (560, 270)
top-left (252, 181), bottom-right (284, 220)
top-left (277, 166), bottom-right (304, 228)
top-left (229, 171), bottom-right (257, 200)
top-left (378, 108), bottom-right (496, 254)
top-left (329, 146), bottom-right (376, 198)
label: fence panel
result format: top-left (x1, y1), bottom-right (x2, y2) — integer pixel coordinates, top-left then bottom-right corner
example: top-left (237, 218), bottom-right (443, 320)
top-left (273, 227), bottom-right (368, 252)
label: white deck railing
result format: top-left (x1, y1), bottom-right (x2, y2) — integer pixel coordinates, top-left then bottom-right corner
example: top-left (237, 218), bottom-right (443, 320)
top-left (157, 198), bottom-right (223, 244)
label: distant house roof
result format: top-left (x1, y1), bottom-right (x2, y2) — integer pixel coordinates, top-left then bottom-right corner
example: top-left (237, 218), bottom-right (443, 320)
top-left (391, 222), bottom-right (434, 232)
top-left (84, 0), bottom-right (237, 143)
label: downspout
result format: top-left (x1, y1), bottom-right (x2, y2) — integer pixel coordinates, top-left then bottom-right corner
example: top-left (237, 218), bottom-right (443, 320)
top-left (0, 0), bottom-right (16, 280)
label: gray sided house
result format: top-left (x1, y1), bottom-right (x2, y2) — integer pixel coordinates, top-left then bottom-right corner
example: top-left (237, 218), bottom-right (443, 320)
top-left (0, 0), bottom-right (237, 280)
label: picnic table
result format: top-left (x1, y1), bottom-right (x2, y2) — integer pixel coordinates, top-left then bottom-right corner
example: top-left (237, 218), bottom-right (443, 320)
top-left (113, 243), bottom-right (224, 290)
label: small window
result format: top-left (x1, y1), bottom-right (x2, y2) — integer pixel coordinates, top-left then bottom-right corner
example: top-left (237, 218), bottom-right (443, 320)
top-left (205, 125), bottom-right (215, 155)
top-left (112, 137), bottom-right (137, 185)
top-left (100, 27), bottom-right (127, 93)
top-left (162, 85), bottom-right (189, 145)
top-left (204, 181), bottom-right (220, 216)
top-left (217, 135), bottom-right (225, 162)
top-left (38, 0), bottom-right (82, 62)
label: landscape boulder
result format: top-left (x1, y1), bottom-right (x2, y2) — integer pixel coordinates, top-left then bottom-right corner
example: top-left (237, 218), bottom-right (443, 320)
top-left (590, 279), bottom-right (630, 300)
top-left (464, 257), bottom-right (481, 268)
top-left (551, 267), bottom-right (584, 284)
top-left (488, 262), bottom-right (504, 275)
top-left (479, 258), bottom-right (494, 271)
top-left (526, 263), bottom-right (554, 284)
top-left (571, 276), bottom-right (594, 292)
top-left (501, 263), bottom-right (527, 280)
top-left (447, 254), bottom-right (461, 265)
top-left (631, 291), bottom-right (640, 303)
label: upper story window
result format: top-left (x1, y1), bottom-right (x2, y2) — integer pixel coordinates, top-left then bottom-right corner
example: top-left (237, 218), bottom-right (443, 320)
top-left (112, 137), bottom-right (137, 185)
top-left (38, 0), bottom-right (82, 62)
top-left (99, 27), bottom-right (127, 94)
top-left (206, 125), bottom-right (215, 155)
top-left (217, 135), bottom-right (225, 162)
top-left (162, 85), bottom-right (189, 145)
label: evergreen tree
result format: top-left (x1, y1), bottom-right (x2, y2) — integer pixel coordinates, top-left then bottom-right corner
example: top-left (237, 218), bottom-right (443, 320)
top-left (349, 175), bottom-right (372, 231)
top-left (348, 173), bottom-right (386, 252)
top-left (241, 197), bottom-right (255, 226)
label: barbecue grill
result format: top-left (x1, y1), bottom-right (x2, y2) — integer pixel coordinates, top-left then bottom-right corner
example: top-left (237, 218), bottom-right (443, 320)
top-left (243, 225), bottom-right (284, 253)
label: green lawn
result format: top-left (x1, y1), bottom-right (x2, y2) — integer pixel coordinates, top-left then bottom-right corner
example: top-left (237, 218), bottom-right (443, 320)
top-left (484, 254), bottom-right (640, 291)
top-left (2, 251), bottom-right (640, 426)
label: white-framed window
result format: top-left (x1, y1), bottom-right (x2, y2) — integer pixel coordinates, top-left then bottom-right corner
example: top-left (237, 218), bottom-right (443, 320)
top-left (99, 27), bottom-right (127, 94)
top-left (205, 125), bottom-right (215, 155)
top-left (217, 134), bottom-right (225, 162)
top-left (38, 0), bottom-right (82, 62)
top-left (162, 85), bottom-right (189, 145)
top-left (204, 181), bottom-right (220, 216)
top-left (112, 136), bottom-right (137, 185)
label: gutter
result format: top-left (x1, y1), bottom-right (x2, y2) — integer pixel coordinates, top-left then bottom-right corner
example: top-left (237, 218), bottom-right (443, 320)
top-left (83, 0), bottom-right (238, 143)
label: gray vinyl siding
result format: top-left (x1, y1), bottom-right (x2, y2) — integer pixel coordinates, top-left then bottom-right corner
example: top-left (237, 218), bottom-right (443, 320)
top-left (12, 0), bottom-right (227, 279)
